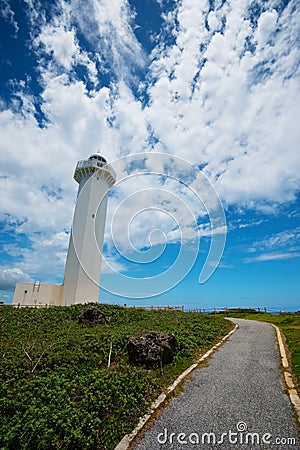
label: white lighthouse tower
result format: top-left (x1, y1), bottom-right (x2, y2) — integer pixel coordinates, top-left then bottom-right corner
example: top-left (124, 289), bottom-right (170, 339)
top-left (12, 152), bottom-right (115, 307)
top-left (61, 153), bottom-right (116, 305)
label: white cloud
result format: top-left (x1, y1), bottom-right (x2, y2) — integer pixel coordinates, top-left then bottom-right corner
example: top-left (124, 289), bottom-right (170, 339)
top-left (145, 0), bottom-right (300, 207)
top-left (0, 267), bottom-right (32, 290)
top-left (3, 229), bottom-right (69, 284)
top-left (38, 25), bottom-right (79, 72)
top-left (207, 10), bottom-right (223, 32)
top-left (254, 9), bottom-right (278, 47)
top-left (31, 0), bottom-right (99, 86)
top-left (0, 0), bottom-right (19, 36)
top-left (101, 256), bottom-right (127, 274)
top-left (209, 260), bottom-right (235, 269)
top-left (106, 179), bottom-right (199, 255)
top-left (244, 252), bottom-right (300, 263)
top-left (71, 0), bottom-right (146, 81)
top-left (43, 231), bottom-right (70, 248)
top-left (248, 227), bottom-right (300, 254)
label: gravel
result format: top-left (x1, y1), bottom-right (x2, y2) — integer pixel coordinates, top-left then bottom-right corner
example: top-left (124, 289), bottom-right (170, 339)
top-left (133, 318), bottom-right (299, 449)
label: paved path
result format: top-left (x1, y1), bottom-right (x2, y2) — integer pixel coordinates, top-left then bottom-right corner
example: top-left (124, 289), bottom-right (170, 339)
top-left (134, 319), bottom-right (299, 449)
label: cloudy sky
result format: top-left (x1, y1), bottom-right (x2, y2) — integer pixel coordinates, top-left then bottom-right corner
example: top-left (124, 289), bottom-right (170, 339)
top-left (0, 0), bottom-right (299, 310)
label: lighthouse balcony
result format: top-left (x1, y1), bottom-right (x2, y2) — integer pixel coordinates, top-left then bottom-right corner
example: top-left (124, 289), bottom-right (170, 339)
top-left (74, 159), bottom-right (116, 185)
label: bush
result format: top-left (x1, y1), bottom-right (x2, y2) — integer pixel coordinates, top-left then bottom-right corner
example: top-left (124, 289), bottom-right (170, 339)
top-left (0, 304), bottom-right (232, 449)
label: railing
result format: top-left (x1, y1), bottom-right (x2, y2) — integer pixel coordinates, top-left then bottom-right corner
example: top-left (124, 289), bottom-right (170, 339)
top-left (13, 303), bottom-right (56, 308)
top-left (187, 307), bottom-right (292, 314)
top-left (75, 159), bottom-right (116, 179)
top-left (124, 305), bottom-right (184, 312)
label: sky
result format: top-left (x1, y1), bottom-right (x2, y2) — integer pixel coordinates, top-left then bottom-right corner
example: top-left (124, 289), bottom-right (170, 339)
top-left (0, 0), bottom-right (299, 311)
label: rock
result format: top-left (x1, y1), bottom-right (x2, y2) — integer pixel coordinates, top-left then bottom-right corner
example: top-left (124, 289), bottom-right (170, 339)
top-left (77, 307), bottom-right (107, 326)
top-left (127, 331), bottom-right (176, 368)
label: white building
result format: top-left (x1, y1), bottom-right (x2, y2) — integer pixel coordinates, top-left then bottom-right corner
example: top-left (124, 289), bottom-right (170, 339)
top-left (13, 282), bottom-right (64, 307)
top-left (12, 152), bottom-right (116, 307)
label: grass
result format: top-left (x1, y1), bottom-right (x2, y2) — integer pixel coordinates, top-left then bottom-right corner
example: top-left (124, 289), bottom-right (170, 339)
top-left (227, 312), bottom-right (300, 391)
top-left (0, 304), bottom-right (233, 450)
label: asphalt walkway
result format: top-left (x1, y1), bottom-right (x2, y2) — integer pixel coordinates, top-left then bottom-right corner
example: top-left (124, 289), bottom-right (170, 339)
top-left (134, 318), bottom-right (299, 449)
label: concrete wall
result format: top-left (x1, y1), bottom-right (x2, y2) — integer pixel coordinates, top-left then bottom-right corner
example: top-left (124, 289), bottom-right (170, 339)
top-left (12, 283), bottom-right (63, 307)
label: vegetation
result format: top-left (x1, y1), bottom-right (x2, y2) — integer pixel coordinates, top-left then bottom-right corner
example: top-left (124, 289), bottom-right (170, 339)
top-left (228, 312), bottom-right (300, 390)
top-left (0, 304), bottom-right (233, 450)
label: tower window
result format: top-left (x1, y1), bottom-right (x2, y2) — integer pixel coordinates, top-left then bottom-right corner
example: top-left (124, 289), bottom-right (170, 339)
top-left (88, 155), bottom-right (107, 164)
top-left (92, 214), bottom-right (95, 218)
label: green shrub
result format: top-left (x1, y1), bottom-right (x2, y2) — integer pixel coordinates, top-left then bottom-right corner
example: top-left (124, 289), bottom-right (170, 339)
top-left (0, 304), bottom-right (232, 449)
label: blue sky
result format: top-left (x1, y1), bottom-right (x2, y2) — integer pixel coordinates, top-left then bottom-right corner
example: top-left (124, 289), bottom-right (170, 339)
top-left (0, 0), bottom-right (299, 311)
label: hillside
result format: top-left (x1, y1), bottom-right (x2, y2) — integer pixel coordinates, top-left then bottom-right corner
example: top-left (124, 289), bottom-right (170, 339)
top-left (0, 304), bottom-right (233, 449)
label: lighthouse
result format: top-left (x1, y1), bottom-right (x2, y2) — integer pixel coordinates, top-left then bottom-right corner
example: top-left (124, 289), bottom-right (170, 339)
top-left (62, 153), bottom-right (116, 305)
top-left (12, 152), bottom-right (116, 307)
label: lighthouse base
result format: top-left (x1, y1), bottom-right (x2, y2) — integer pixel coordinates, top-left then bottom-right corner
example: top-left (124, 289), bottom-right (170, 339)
top-left (12, 282), bottom-right (99, 307)
top-left (12, 282), bottom-right (64, 307)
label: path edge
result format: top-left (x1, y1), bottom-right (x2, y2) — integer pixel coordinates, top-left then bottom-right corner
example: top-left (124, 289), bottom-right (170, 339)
top-left (114, 321), bottom-right (238, 450)
top-left (271, 323), bottom-right (300, 424)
